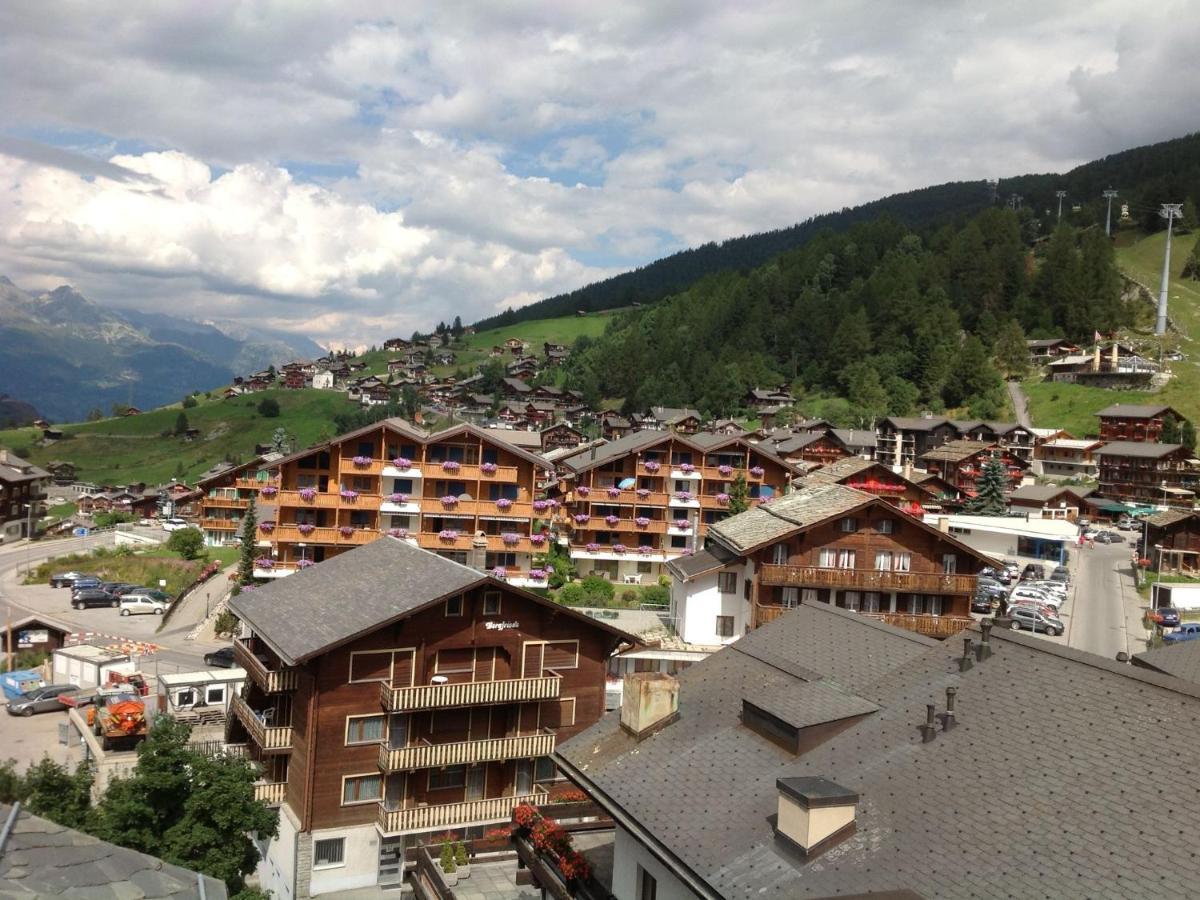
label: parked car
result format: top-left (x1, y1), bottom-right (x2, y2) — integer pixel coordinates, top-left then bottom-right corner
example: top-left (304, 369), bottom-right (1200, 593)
top-left (1163, 623), bottom-right (1200, 644)
top-left (1049, 566), bottom-right (1071, 585)
top-left (69, 577), bottom-right (102, 594)
top-left (6, 684), bottom-right (77, 716)
top-left (1094, 531), bottom-right (1124, 544)
top-left (1117, 516), bottom-right (1139, 531)
top-left (1002, 561), bottom-right (1021, 582)
top-left (1021, 563), bottom-right (1046, 581)
top-left (1009, 605), bottom-right (1065, 636)
top-left (122, 589), bottom-right (172, 604)
top-left (71, 588), bottom-right (119, 609)
top-left (1151, 607), bottom-right (1182, 628)
top-left (972, 593), bottom-right (1000, 614)
top-left (204, 647), bottom-right (236, 668)
top-left (49, 571), bottom-right (87, 588)
top-left (1010, 587), bottom-right (1063, 610)
top-left (99, 582), bottom-right (139, 595)
top-left (1024, 581), bottom-right (1068, 599)
top-left (161, 518), bottom-right (190, 532)
top-left (978, 566), bottom-right (1010, 584)
top-left (119, 595), bottom-right (168, 616)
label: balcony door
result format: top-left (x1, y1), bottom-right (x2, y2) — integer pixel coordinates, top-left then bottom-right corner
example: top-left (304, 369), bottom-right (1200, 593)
top-left (466, 765), bottom-right (486, 801)
top-left (515, 759), bottom-right (533, 795)
top-left (383, 773), bottom-right (405, 811)
top-left (388, 714), bottom-right (409, 750)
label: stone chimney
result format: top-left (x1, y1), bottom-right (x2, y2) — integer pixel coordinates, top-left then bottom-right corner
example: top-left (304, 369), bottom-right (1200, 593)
top-left (1093, 345), bottom-right (1101, 372)
top-left (620, 672), bottom-right (679, 741)
top-left (774, 777), bottom-right (858, 860)
top-left (937, 516), bottom-right (949, 533)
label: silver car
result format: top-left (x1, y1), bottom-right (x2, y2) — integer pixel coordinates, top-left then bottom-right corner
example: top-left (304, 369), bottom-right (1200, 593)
top-left (1009, 605), bottom-right (1065, 637)
top-left (6, 684), bottom-right (76, 716)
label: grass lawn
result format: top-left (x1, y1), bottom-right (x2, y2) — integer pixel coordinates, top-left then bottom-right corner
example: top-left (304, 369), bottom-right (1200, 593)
top-left (1021, 379), bottom-right (1151, 438)
top-left (24, 546), bottom-right (215, 596)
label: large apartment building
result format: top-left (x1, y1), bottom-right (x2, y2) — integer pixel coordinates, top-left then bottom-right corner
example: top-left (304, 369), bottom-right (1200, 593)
top-left (0, 449), bottom-right (49, 543)
top-left (1097, 441), bottom-right (1200, 507)
top-left (554, 431), bottom-right (800, 583)
top-left (255, 419), bottom-right (551, 587)
top-left (228, 538), bottom-right (634, 898)
top-left (195, 456), bottom-right (279, 546)
top-left (1096, 403), bottom-right (1187, 443)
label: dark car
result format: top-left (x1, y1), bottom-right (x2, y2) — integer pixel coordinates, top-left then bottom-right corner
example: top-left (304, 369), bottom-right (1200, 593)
top-left (6, 684), bottom-right (76, 716)
top-left (100, 582), bottom-right (140, 596)
top-left (123, 589), bottom-right (172, 603)
top-left (1021, 563), bottom-right (1046, 581)
top-left (1049, 566), bottom-right (1071, 585)
top-left (1093, 531), bottom-right (1122, 544)
top-left (69, 577), bottom-right (102, 594)
top-left (71, 589), bottom-right (119, 609)
top-left (49, 571), bottom-right (87, 588)
top-left (204, 647), bottom-right (236, 668)
top-left (1152, 607), bottom-right (1182, 628)
top-left (978, 566), bottom-right (1009, 584)
top-left (971, 594), bottom-right (999, 614)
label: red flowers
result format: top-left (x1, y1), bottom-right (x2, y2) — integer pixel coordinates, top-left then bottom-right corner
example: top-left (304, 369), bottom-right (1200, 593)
top-left (513, 803), bottom-right (539, 828)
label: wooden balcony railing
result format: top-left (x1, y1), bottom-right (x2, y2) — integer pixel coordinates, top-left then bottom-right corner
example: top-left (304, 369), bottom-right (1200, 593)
top-left (378, 730), bottom-right (556, 771)
top-left (481, 535), bottom-right (536, 553)
top-left (415, 532), bottom-right (474, 551)
top-left (204, 496), bottom-right (252, 509)
top-left (234, 639), bottom-right (301, 693)
top-left (253, 781), bottom-right (287, 806)
top-left (380, 674), bottom-right (561, 712)
top-left (200, 517), bottom-right (241, 530)
top-left (699, 494), bottom-right (735, 510)
top-left (272, 525), bottom-right (340, 543)
top-left (339, 457), bottom-right (386, 475)
top-left (759, 565), bottom-right (977, 594)
top-left (861, 612), bottom-right (975, 639)
top-left (231, 695), bottom-right (293, 751)
top-left (235, 478), bottom-right (277, 490)
top-left (422, 462), bottom-right (520, 482)
top-left (377, 790), bottom-right (548, 836)
top-left (276, 490), bottom-right (342, 509)
top-left (418, 498), bottom-right (532, 518)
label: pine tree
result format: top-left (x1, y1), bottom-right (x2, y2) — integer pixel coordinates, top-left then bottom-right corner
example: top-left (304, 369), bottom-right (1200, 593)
top-left (993, 320), bottom-right (1029, 378)
top-left (1183, 420), bottom-right (1197, 453)
top-left (729, 473), bottom-right (751, 514)
top-left (238, 496), bottom-right (257, 584)
top-left (173, 412), bottom-right (189, 436)
top-left (967, 455), bottom-right (1009, 516)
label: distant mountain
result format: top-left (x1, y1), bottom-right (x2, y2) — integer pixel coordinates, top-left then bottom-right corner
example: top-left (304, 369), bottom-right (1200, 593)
top-left (476, 132), bottom-right (1200, 330)
top-left (0, 394), bottom-right (40, 428)
top-left (0, 278), bottom-right (321, 422)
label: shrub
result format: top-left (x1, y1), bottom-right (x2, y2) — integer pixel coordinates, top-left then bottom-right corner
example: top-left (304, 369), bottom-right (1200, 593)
top-left (213, 610), bottom-right (239, 637)
top-left (641, 584), bottom-right (670, 607)
top-left (454, 841), bottom-right (468, 867)
top-left (580, 575), bottom-right (614, 604)
top-left (620, 589), bottom-right (639, 604)
top-left (557, 583), bottom-right (585, 605)
top-left (439, 841), bottom-right (456, 874)
top-left (182, 395), bottom-right (198, 408)
top-left (166, 527), bottom-right (206, 560)
top-left (257, 397), bottom-right (280, 418)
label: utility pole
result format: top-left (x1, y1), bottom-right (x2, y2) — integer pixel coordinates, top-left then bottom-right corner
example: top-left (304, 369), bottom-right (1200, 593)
top-left (1156, 203), bottom-right (1185, 335)
top-left (1103, 189), bottom-right (1118, 236)
top-left (1055, 190), bottom-right (1067, 222)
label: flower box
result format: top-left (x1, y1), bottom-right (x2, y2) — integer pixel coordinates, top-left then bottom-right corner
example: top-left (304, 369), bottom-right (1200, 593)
top-left (351, 455), bottom-right (372, 467)
top-left (501, 532), bottom-right (521, 545)
top-left (529, 569), bottom-right (547, 580)
top-left (679, 463), bottom-right (695, 473)
top-left (339, 489), bottom-right (359, 501)
top-left (529, 534), bottom-right (546, 545)
top-left (636, 488), bottom-right (650, 499)
top-left (391, 457), bottom-right (412, 470)
top-left (585, 542), bottom-right (600, 552)
top-left (607, 487), bottom-right (621, 498)
top-left (674, 491), bottom-right (694, 502)
top-left (298, 487), bottom-right (317, 502)
top-left (441, 495), bottom-right (460, 506)
top-left (259, 485), bottom-right (278, 497)
top-left (438, 529), bottom-right (460, 541)
top-left (388, 492), bottom-right (409, 503)
top-left (612, 543), bottom-right (627, 554)
top-left (716, 493), bottom-right (731, 505)
top-left (480, 462), bottom-right (498, 475)
top-left (638, 545), bottom-right (653, 555)
top-left (259, 522), bottom-right (275, 533)
top-left (604, 515), bottom-right (619, 526)
top-left (635, 516), bottom-right (650, 527)
top-left (643, 460), bottom-right (661, 473)
top-left (495, 498), bottom-right (513, 510)
top-left (532, 500), bottom-right (550, 512)
top-left (749, 466), bottom-right (765, 477)
top-left (296, 559), bottom-right (314, 569)
top-left (718, 464), bottom-right (733, 476)
top-left (254, 557), bottom-right (274, 569)
top-left (339, 526), bottom-right (354, 537)
top-left (673, 519), bottom-right (690, 529)
top-left (573, 514), bottom-right (590, 524)
top-left (441, 460), bottom-right (461, 472)
top-left (492, 567), bottom-right (508, 578)
top-left (576, 486), bottom-right (590, 497)
top-left (388, 528), bottom-right (409, 539)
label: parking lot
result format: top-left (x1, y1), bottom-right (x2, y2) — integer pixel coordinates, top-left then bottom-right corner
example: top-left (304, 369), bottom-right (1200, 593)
top-left (0, 703), bottom-right (85, 772)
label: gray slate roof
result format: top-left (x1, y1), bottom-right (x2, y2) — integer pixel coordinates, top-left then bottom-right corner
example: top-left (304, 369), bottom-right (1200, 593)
top-left (1143, 509), bottom-right (1196, 528)
top-left (1008, 484), bottom-right (1094, 503)
top-left (1096, 440), bottom-right (1185, 459)
top-left (559, 606), bottom-right (1200, 898)
top-left (1096, 403), bottom-right (1174, 419)
top-left (1134, 640), bottom-right (1200, 683)
top-left (0, 803), bottom-right (227, 898)
top-left (708, 483), bottom-right (874, 554)
top-left (918, 439), bottom-right (995, 463)
top-left (664, 543), bottom-right (738, 581)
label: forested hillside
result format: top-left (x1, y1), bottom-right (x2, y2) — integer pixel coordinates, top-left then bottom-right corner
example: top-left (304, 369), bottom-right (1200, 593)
top-left (562, 209), bottom-right (1128, 423)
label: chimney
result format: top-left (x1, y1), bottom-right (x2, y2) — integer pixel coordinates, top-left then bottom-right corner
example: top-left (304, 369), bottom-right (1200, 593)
top-left (620, 672), bottom-right (679, 741)
top-left (958, 638), bottom-right (974, 672)
top-left (1093, 345), bottom-right (1101, 372)
top-left (976, 619), bottom-right (994, 661)
top-left (940, 686), bottom-right (958, 732)
top-left (920, 703), bottom-right (937, 743)
top-left (774, 777), bottom-right (858, 860)
top-left (0, 449), bottom-right (7, 464)
top-left (937, 516), bottom-right (949, 533)
top-left (1111, 342), bottom-right (1119, 369)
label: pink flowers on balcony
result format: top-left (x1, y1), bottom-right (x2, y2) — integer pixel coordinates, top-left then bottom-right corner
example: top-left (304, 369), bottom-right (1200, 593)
top-left (635, 516), bottom-right (650, 527)
top-left (480, 462), bottom-right (498, 475)
top-left (612, 543), bottom-right (627, 553)
top-left (573, 514), bottom-right (590, 524)
top-left (636, 488), bottom-right (650, 499)
top-left (339, 489), bottom-right (359, 501)
top-left (297, 523), bottom-right (315, 535)
top-left (440, 495), bottom-right (460, 507)
top-left (260, 485), bottom-right (278, 497)
top-left (638, 544), bottom-right (654, 555)
top-left (673, 518), bottom-right (690, 530)
top-left (388, 492), bottom-right (409, 504)
top-left (388, 528), bottom-right (409, 539)
top-left (674, 491), bottom-right (695, 502)
top-left (585, 542), bottom-right (600, 552)
top-left (716, 493), bottom-right (731, 505)
top-left (298, 487), bottom-right (317, 502)
top-left (258, 522), bottom-right (275, 533)
top-left (576, 486), bottom-right (590, 497)
top-left (296, 559), bottom-right (314, 569)
top-left (254, 557), bottom-right (274, 569)
top-left (338, 525), bottom-right (354, 537)
top-left (606, 487), bottom-right (621, 498)
top-left (749, 465), bottom-right (765, 477)
top-left (679, 463), bottom-right (695, 473)
top-left (604, 514), bottom-right (619, 526)
top-left (495, 498), bottom-right (513, 510)
top-left (529, 568), bottom-right (547, 580)
top-left (391, 457), bottom-right (412, 470)
top-left (441, 460), bottom-right (461, 472)
top-left (529, 533), bottom-right (546, 545)
top-left (643, 460), bottom-right (661, 473)
top-left (532, 499), bottom-right (550, 512)
top-left (492, 566), bottom-right (508, 578)
top-left (438, 529), bottom-right (459, 541)
top-left (351, 455), bottom-right (372, 467)
top-left (718, 464), bottom-right (733, 476)
top-left (501, 532), bottom-right (521, 545)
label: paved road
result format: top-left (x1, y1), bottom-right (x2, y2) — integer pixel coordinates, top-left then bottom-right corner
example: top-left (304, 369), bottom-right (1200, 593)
top-left (1006, 379), bottom-right (1032, 429)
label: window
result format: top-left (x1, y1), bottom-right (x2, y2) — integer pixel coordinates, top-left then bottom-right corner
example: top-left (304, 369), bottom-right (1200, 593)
top-left (717, 571), bottom-right (737, 593)
top-left (874, 551), bottom-right (893, 572)
top-left (429, 765), bottom-right (467, 790)
top-left (802, 588), bottom-right (820, 605)
top-left (844, 591), bottom-right (861, 611)
top-left (542, 641), bottom-right (579, 670)
top-left (480, 591), bottom-right (502, 616)
top-left (638, 866), bottom-right (657, 900)
top-left (637, 561), bottom-right (652, 574)
top-left (877, 518), bottom-right (895, 534)
top-left (781, 587), bottom-right (799, 609)
top-left (771, 543), bottom-right (788, 565)
top-left (176, 689), bottom-right (195, 707)
top-left (942, 554), bottom-right (957, 574)
top-left (436, 648), bottom-right (475, 675)
top-left (840, 517), bottom-right (858, 533)
top-left (863, 591), bottom-right (881, 613)
top-left (837, 549), bottom-right (856, 569)
top-left (205, 686), bottom-right (225, 705)
top-left (909, 594), bottom-right (925, 615)
top-left (445, 595), bottom-right (463, 617)
top-left (894, 552), bottom-right (912, 572)
top-left (716, 615), bottom-right (735, 637)
top-left (346, 714), bottom-right (386, 745)
top-left (535, 756), bottom-right (557, 782)
top-left (314, 838), bottom-right (345, 868)
top-left (818, 548), bottom-right (837, 568)
top-left (929, 595), bottom-right (943, 616)
top-left (342, 773), bottom-right (382, 805)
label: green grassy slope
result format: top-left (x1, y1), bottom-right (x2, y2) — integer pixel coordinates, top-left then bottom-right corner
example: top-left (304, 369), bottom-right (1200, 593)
top-left (1022, 230), bottom-right (1200, 436)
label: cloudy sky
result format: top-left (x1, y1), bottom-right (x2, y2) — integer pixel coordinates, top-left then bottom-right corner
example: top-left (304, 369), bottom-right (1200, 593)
top-left (0, 1), bottom-right (1195, 347)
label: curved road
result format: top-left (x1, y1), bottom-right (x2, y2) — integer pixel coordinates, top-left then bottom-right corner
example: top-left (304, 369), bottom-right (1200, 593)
top-left (1006, 379), bottom-right (1032, 429)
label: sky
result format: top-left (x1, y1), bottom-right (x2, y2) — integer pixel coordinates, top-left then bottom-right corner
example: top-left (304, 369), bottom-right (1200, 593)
top-left (0, 1), bottom-right (1196, 348)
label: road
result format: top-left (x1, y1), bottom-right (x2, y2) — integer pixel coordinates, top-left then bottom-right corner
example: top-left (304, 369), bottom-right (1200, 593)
top-left (1006, 379), bottom-right (1032, 429)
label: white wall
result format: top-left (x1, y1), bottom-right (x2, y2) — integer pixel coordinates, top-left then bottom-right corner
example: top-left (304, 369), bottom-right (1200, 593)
top-left (611, 824), bottom-right (699, 900)
top-left (308, 823), bottom-right (380, 896)
top-left (256, 802), bottom-right (299, 900)
top-left (673, 571), bottom-right (746, 646)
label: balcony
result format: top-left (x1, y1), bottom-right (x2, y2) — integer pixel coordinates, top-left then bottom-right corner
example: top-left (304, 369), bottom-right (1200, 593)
top-left (699, 494), bottom-right (735, 511)
top-left (204, 496), bottom-right (252, 509)
top-left (235, 477), bottom-right (277, 490)
top-left (272, 525), bottom-right (340, 544)
top-left (423, 462), bottom-right (520, 482)
top-left (379, 674), bottom-right (561, 712)
top-left (276, 490), bottom-right (342, 509)
top-left (376, 790), bottom-right (548, 836)
top-left (234, 638), bottom-right (301, 693)
top-left (482, 534), bottom-right (537, 553)
top-left (416, 532), bottom-right (474, 552)
top-left (758, 565), bottom-right (977, 594)
top-left (254, 781), bottom-right (287, 806)
top-left (200, 517), bottom-right (241, 531)
top-left (862, 612), bottom-right (975, 639)
top-left (421, 498), bottom-right (534, 518)
top-left (254, 561), bottom-right (299, 579)
top-left (231, 695), bottom-right (293, 751)
top-left (378, 730), bottom-right (556, 771)
top-left (339, 457), bottom-right (386, 475)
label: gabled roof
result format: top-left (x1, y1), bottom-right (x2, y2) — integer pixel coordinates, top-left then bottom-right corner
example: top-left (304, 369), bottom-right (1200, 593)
top-left (1142, 508), bottom-right (1197, 528)
top-left (878, 415), bottom-right (951, 432)
top-left (1134, 640), bottom-right (1200, 683)
top-left (1096, 403), bottom-right (1176, 419)
top-left (665, 543), bottom-right (739, 581)
top-left (1096, 440), bottom-right (1185, 459)
top-left (1007, 484), bottom-right (1094, 503)
top-left (558, 431), bottom-right (672, 475)
top-left (708, 483), bottom-right (876, 554)
top-left (918, 439), bottom-right (997, 463)
top-left (230, 538), bottom-right (637, 665)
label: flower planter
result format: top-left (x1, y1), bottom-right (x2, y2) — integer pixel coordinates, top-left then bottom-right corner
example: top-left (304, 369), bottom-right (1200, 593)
top-left (296, 559), bottom-right (314, 569)
top-left (496, 498), bottom-right (513, 510)
top-left (351, 455), bottom-right (372, 467)
top-left (298, 488), bottom-right (317, 502)
top-left (480, 463), bottom-right (497, 475)
top-left (441, 461), bottom-right (461, 472)
top-left (391, 457), bottom-right (412, 470)
top-left (442, 870), bottom-right (458, 887)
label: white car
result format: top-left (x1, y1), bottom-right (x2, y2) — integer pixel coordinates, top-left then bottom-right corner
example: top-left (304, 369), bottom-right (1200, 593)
top-left (1010, 587), bottom-right (1063, 610)
top-left (1024, 581), bottom-right (1068, 599)
top-left (119, 595), bottom-right (168, 616)
top-left (161, 518), bottom-right (190, 532)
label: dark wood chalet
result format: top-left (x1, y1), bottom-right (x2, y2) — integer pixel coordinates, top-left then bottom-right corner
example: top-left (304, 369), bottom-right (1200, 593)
top-left (1096, 404), bottom-right (1187, 443)
top-left (805, 457), bottom-right (941, 514)
top-left (917, 440), bottom-right (1028, 496)
top-left (1141, 509), bottom-right (1200, 573)
top-left (1097, 441), bottom-right (1200, 507)
top-left (229, 538), bottom-right (635, 897)
top-left (874, 416), bottom-right (960, 467)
